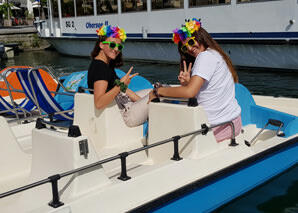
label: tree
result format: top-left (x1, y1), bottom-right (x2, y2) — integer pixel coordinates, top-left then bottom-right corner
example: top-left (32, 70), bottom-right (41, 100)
top-left (0, 2), bottom-right (12, 19)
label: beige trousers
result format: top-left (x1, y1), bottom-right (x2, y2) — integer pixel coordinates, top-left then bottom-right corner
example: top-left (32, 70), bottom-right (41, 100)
top-left (115, 89), bottom-right (151, 127)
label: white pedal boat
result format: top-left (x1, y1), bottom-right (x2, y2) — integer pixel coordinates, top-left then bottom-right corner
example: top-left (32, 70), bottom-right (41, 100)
top-left (0, 73), bottom-right (297, 212)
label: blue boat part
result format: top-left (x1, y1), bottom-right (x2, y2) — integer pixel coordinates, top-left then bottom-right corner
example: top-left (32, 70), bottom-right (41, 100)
top-left (128, 83), bottom-right (298, 212)
top-left (235, 83), bottom-right (298, 138)
top-left (55, 71), bottom-right (88, 110)
top-left (131, 136), bottom-right (298, 213)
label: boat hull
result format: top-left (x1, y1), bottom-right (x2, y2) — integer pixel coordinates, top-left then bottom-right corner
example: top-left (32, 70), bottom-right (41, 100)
top-left (137, 136), bottom-right (298, 212)
top-left (46, 37), bottom-right (298, 70)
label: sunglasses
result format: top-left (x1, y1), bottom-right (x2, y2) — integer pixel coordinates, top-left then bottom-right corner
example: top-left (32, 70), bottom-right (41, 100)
top-left (181, 37), bottom-right (196, 53)
top-left (102, 41), bottom-right (124, 51)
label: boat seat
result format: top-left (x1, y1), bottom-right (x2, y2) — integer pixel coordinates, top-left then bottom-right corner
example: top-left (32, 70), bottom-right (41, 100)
top-left (0, 128), bottom-right (111, 213)
top-left (251, 105), bottom-right (298, 137)
top-left (147, 102), bottom-right (222, 163)
top-left (235, 83), bottom-right (297, 137)
top-left (0, 116), bottom-right (33, 193)
top-left (73, 93), bottom-right (147, 174)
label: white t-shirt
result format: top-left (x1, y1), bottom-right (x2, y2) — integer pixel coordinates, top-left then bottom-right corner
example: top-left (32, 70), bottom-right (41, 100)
top-left (191, 48), bottom-right (241, 125)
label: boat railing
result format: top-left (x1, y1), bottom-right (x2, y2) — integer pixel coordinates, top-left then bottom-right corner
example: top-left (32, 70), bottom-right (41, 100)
top-left (0, 120), bottom-right (236, 208)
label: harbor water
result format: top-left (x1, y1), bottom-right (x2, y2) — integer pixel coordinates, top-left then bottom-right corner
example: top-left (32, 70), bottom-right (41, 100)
top-left (1, 50), bottom-right (298, 212)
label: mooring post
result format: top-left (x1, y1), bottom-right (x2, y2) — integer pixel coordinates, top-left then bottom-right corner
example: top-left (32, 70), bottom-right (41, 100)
top-left (171, 136), bottom-right (183, 161)
top-left (48, 174), bottom-right (64, 208)
top-left (118, 152), bottom-right (131, 181)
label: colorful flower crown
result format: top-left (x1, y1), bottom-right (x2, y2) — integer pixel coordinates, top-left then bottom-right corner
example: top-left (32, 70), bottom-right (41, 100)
top-left (172, 18), bottom-right (201, 44)
top-left (96, 25), bottom-right (127, 42)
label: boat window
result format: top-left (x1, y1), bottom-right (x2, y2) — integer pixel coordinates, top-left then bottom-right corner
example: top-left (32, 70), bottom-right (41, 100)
top-left (61, 0), bottom-right (75, 17)
top-left (189, 0), bottom-right (230, 7)
top-left (152, 0), bottom-right (184, 10)
top-left (97, 0), bottom-right (118, 14)
top-left (52, 0), bottom-right (59, 17)
top-left (121, 0), bottom-right (147, 12)
top-left (76, 0), bottom-right (94, 16)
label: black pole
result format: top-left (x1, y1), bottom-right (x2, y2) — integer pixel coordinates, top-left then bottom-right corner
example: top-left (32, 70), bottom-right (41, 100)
top-left (171, 136), bottom-right (182, 161)
top-left (48, 174), bottom-right (64, 208)
top-left (118, 152), bottom-right (131, 181)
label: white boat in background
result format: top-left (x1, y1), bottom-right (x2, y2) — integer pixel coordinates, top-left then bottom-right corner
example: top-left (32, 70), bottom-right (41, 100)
top-left (36, 0), bottom-right (298, 70)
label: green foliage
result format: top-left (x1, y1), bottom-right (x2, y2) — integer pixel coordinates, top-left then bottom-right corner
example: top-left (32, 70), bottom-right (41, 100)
top-left (0, 3), bottom-right (12, 19)
top-left (40, 0), bottom-right (47, 6)
top-left (24, 10), bottom-right (34, 19)
top-left (32, 34), bottom-right (40, 48)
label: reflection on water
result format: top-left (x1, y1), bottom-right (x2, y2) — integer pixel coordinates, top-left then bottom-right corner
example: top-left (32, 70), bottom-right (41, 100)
top-left (0, 50), bottom-right (298, 213)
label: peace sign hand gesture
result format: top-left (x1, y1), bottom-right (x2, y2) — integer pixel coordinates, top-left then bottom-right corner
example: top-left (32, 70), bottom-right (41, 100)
top-left (120, 66), bottom-right (139, 85)
top-left (178, 61), bottom-right (192, 86)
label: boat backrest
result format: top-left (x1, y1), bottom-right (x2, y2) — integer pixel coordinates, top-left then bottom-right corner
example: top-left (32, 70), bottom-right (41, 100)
top-left (235, 83), bottom-right (256, 126)
top-left (17, 128), bottom-right (111, 212)
top-left (73, 93), bottom-right (147, 173)
top-left (147, 102), bottom-right (221, 163)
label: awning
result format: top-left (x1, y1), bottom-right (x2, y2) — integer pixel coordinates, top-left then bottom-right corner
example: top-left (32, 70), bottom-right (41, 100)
top-left (11, 5), bottom-right (21, 10)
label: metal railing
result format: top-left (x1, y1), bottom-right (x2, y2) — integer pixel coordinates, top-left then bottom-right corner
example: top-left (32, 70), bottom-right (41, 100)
top-left (0, 120), bottom-right (237, 208)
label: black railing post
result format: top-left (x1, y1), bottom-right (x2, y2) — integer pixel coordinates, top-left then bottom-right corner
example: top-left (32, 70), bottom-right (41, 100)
top-left (48, 174), bottom-right (64, 208)
top-left (201, 124), bottom-right (209, 135)
top-left (118, 152), bottom-right (131, 181)
top-left (171, 136), bottom-right (183, 161)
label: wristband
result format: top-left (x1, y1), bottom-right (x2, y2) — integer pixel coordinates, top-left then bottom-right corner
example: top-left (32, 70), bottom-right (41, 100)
top-left (153, 87), bottom-right (160, 98)
top-left (115, 79), bottom-right (128, 93)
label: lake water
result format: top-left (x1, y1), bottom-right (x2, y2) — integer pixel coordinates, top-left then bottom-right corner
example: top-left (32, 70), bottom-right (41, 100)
top-left (1, 50), bottom-right (298, 212)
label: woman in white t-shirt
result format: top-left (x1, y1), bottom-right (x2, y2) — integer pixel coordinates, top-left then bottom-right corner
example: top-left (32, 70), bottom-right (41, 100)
top-left (149, 18), bottom-right (242, 142)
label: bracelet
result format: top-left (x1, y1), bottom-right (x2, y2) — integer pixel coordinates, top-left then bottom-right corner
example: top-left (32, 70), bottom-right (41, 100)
top-left (153, 87), bottom-right (160, 98)
top-left (115, 79), bottom-right (128, 93)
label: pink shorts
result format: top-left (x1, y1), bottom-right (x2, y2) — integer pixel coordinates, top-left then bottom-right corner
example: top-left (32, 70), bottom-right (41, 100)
top-left (213, 115), bottom-right (242, 143)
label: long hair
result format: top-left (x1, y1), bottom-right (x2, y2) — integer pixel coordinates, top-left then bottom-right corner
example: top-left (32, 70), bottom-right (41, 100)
top-left (178, 27), bottom-right (238, 83)
top-left (90, 35), bottom-right (124, 68)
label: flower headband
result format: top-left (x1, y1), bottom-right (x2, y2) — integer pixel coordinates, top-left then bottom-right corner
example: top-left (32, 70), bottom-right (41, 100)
top-left (96, 25), bottom-right (127, 42)
top-left (172, 18), bottom-right (201, 44)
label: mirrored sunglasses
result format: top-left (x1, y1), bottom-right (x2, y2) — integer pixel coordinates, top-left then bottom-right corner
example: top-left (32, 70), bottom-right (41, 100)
top-left (102, 41), bottom-right (124, 51)
top-left (181, 37), bottom-right (196, 53)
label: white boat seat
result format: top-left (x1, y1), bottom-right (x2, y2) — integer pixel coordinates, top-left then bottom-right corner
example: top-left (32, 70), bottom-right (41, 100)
top-left (147, 102), bottom-right (222, 163)
top-left (73, 93), bottom-right (147, 174)
top-left (0, 128), bottom-right (111, 213)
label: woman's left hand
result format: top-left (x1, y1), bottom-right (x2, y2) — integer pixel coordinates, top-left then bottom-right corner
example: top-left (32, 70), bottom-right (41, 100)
top-left (120, 66), bottom-right (139, 85)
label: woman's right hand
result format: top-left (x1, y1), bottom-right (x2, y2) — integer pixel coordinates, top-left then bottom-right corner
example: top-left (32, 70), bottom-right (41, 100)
top-left (120, 66), bottom-right (139, 85)
top-left (178, 61), bottom-right (192, 86)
